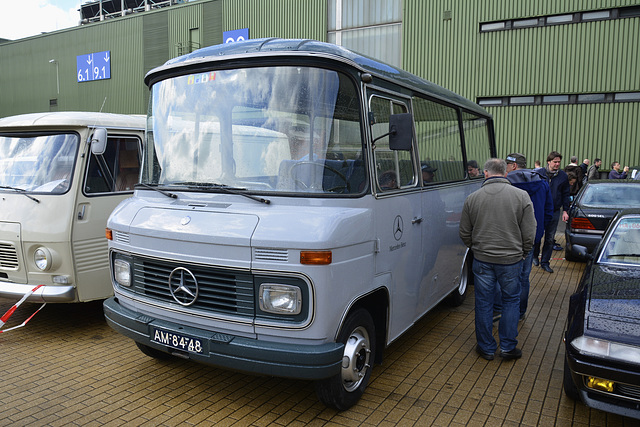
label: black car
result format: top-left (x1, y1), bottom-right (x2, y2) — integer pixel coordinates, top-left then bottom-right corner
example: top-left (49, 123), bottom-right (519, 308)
top-left (565, 180), bottom-right (640, 261)
top-left (563, 209), bottom-right (640, 419)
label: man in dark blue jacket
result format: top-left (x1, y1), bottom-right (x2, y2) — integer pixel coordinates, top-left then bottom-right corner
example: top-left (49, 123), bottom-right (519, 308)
top-left (495, 153), bottom-right (553, 319)
top-left (533, 151), bottom-right (571, 273)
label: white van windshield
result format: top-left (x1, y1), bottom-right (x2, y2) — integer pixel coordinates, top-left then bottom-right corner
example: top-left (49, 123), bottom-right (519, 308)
top-left (0, 133), bottom-right (77, 194)
top-left (145, 66), bottom-right (365, 195)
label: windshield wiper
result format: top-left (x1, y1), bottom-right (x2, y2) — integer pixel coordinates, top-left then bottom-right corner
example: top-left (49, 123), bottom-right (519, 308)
top-left (0, 186), bottom-right (40, 203)
top-left (170, 182), bottom-right (271, 205)
top-left (134, 183), bottom-right (177, 199)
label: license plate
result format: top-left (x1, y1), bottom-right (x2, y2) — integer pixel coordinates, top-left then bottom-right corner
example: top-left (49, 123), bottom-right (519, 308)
top-left (152, 327), bottom-right (204, 354)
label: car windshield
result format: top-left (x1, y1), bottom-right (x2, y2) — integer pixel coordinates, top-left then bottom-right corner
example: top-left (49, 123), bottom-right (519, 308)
top-left (144, 66), bottom-right (365, 195)
top-left (600, 217), bottom-right (640, 265)
top-left (580, 183), bottom-right (640, 207)
top-left (0, 132), bottom-right (77, 194)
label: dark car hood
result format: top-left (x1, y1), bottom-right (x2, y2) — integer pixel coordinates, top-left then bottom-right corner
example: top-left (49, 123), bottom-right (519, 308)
top-left (587, 264), bottom-right (640, 344)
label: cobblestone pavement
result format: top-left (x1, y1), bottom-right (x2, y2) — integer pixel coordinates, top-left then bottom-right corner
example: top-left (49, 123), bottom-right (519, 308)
top-left (0, 235), bottom-right (637, 426)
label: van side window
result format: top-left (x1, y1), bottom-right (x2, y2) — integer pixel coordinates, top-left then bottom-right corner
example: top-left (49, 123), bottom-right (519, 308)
top-left (84, 136), bottom-right (141, 194)
top-left (461, 111), bottom-right (492, 179)
top-left (369, 96), bottom-right (416, 192)
top-left (412, 96), bottom-right (465, 184)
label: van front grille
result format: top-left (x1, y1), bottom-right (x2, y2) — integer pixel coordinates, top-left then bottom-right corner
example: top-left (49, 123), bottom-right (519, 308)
top-left (0, 243), bottom-right (19, 269)
top-left (130, 256), bottom-right (255, 317)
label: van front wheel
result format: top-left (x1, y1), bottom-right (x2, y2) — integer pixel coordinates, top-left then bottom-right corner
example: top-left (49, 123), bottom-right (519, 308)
top-left (315, 308), bottom-right (376, 411)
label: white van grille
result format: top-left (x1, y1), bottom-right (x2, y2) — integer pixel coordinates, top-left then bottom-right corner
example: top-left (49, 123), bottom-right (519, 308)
top-left (0, 243), bottom-right (19, 269)
top-left (113, 231), bottom-right (130, 244)
top-left (254, 248), bottom-right (288, 262)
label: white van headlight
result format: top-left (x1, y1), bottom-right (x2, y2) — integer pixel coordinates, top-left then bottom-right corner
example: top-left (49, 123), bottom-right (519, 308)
top-left (34, 247), bottom-right (52, 271)
top-left (114, 259), bottom-right (132, 287)
top-left (259, 284), bottom-right (301, 315)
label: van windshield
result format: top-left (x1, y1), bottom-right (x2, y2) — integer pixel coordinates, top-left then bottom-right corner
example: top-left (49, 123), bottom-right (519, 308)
top-left (144, 66), bottom-right (366, 195)
top-left (0, 133), bottom-right (77, 194)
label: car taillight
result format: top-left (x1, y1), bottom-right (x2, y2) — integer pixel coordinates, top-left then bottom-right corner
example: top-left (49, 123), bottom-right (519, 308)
top-left (571, 217), bottom-right (596, 230)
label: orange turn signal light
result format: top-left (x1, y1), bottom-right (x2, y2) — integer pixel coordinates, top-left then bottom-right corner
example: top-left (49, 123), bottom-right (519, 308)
top-left (300, 251), bottom-right (332, 265)
top-left (105, 228), bottom-right (113, 240)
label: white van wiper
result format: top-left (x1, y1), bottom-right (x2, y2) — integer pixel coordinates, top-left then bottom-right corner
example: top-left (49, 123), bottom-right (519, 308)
top-left (134, 183), bottom-right (178, 199)
top-left (171, 182), bottom-right (271, 205)
top-left (0, 186), bottom-right (40, 203)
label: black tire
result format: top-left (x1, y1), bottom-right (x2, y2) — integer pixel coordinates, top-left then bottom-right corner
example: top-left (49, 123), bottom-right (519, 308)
top-left (315, 308), bottom-right (376, 411)
top-left (447, 258), bottom-right (472, 306)
top-left (563, 357), bottom-right (580, 401)
top-left (136, 342), bottom-right (173, 360)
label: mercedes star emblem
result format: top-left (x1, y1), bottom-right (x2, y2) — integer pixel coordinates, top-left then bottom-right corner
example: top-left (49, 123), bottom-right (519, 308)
top-left (168, 267), bottom-right (199, 306)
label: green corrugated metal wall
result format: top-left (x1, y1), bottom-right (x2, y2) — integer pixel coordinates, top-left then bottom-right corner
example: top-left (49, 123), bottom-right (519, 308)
top-left (221, 0), bottom-right (326, 40)
top-left (404, 0), bottom-right (640, 167)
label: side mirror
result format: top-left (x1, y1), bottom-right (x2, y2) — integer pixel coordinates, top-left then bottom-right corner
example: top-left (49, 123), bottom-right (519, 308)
top-left (388, 113), bottom-right (413, 151)
top-left (90, 128), bottom-right (108, 155)
top-left (572, 244), bottom-right (592, 260)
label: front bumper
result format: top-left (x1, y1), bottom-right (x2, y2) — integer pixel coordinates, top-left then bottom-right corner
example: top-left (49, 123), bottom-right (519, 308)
top-left (566, 347), bottom-right (640, 419)
top-left (0, 282), bottom-right (76, 302)
top-left (103, 297), bottom-right (343, 380)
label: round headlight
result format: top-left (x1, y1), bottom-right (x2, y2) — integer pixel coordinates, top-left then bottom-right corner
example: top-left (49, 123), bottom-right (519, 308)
top-left (34, 247), bottom-right (52, 271)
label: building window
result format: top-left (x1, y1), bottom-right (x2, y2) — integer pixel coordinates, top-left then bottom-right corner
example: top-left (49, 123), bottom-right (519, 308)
top-left (328, 0), bottom-right (402, 68)
top-left (478, 91), bottom-right (640, 107)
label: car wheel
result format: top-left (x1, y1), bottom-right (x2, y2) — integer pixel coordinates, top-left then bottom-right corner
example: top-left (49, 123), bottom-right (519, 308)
top-left (447, 258), bottom-right (472, 306)
top-left (136, 342), bottom-right (172, 360)
top-left (563, 357), bottom-right (580, 400)
top-left (315, 308), bottom-right (376, 411)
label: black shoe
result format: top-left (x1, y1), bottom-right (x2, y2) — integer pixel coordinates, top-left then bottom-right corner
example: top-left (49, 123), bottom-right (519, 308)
top-left (553, 244), bottom-right (563, 251)
top-left (541, 264), bottom-right (554, 273)
top-left (499, 348), bottom-right (522, 360)
top-left (476, 345), bottom-right (495, 361)
top-left (493, 312), bottom-right (501, 323)
top-left (532, 258), bottom-right (539, 266)
top-left (519, 313), bottom-right (526, 322)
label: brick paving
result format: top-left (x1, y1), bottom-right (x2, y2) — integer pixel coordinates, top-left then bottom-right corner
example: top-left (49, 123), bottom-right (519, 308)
top-left (0, 234), bottom-right (637, 426)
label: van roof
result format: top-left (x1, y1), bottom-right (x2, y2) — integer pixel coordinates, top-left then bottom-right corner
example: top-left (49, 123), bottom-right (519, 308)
top-left (145, 38), bottom-right (489, 117)
top-left (0, 111), bottom-right (145, 130)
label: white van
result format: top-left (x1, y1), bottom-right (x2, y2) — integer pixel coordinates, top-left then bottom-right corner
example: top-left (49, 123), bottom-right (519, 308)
top-left (103, 39), bottom-right (496, 410)
top-left (0, 112), bottom-right (145, 302)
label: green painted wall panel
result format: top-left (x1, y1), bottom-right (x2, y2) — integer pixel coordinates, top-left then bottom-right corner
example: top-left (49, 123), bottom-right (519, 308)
top-left (221, 0), bottom-right (327, 41)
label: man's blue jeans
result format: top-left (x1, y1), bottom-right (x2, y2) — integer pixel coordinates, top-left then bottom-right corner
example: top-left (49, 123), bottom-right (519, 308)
top-left (494, 249), bottom-right (534, 317)
top-left (473, 258), bottom-right (522, 354)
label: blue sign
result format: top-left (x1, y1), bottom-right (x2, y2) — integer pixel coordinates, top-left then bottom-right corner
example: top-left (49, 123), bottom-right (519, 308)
top-left (77, 51), bottom-right (111, 83)
top-left (223, 28), bottom-right (249, 44)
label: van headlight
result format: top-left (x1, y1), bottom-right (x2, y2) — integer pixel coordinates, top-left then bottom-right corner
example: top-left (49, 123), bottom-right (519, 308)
top-left (114, 259), bottom-right (132, 287)
top-left (259, 284), bottom-right (301, 315)
top-left (34, 247), bottom-right (52, 271)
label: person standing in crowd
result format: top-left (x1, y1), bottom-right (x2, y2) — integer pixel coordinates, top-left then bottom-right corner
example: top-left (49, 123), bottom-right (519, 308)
top-left (460, 158), bottom-right (535, 361)
top-left (608, 161), bottom-right (629, 179)
top-left (535, 160), bottom-right (541, 168)
top-left (564, 156), bottom-right (584, 195)
top-left (580, 158), bottom-right (590, 176)
top-left (494, 153), bottom-right (553, 321)
top-left (586, 158), bottom-right (602, 181)
top-left (534, 151), bottom-right (571, 273)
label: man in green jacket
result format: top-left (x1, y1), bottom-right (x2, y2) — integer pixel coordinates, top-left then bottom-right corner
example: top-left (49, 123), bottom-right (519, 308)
top-left (459, 158), bottom-right (536, 361)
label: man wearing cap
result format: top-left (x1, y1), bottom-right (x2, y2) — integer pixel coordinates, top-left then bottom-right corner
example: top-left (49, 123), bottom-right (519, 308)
top-left (460, 158), bottom-right (535, 361)
top-left (422, 163), bottom-right (437, 184)
top-left (495, 153), bottom-right (553, 320)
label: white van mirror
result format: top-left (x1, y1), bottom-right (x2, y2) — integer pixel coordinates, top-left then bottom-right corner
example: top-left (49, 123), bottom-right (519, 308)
top-left (388, 113), bottom-right (413, 151)
top-left (90, 128), bottom-right (108, 155)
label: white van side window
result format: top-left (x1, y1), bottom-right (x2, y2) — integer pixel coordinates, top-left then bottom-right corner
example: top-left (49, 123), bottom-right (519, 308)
top-left (461, 111), bottom-right (492, 179)
top-left (412, 96), bottom-right (465, 184)
top-left (84, 136), bottom-right (141, 194)
top-left (370, 96), bottom-right (416, 191)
